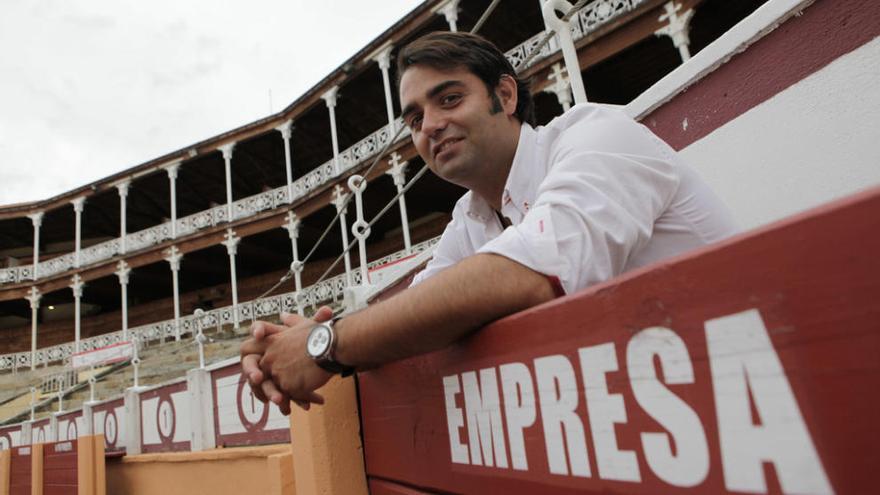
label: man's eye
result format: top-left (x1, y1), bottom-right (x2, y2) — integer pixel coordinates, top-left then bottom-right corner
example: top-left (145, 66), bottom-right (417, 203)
top-left (440, 94), bottom-right (461, 106)
top-left (408, 115), bottom-right (422, 130)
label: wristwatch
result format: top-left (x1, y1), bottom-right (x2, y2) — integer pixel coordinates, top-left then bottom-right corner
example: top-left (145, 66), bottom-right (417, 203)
top-left (306, 320), bottom-right (355, 377)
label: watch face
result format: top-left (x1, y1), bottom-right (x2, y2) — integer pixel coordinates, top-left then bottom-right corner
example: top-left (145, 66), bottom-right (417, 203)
top-left (307, 325), bottom-right (332, 358)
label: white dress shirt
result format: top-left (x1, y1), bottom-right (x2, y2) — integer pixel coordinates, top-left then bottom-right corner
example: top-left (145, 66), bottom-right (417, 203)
top-left (412, 103), bottom-right (738, 295)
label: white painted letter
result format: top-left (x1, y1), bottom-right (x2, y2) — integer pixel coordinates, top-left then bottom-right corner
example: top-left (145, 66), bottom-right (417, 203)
top-left (443, 374), bottom-right (469, 464)
top-left (500, 362), bottom-right (536, 471)
top-left (579, 343), bottom-right (641, 482)
top-left (627, 327), bottom-right (709, 487)
top-left (534, 355), bottom-right (590, 477)
top-left (706, 309), bottom-right (833, 494)
top-left (462, 368), bottom-right (509, 468)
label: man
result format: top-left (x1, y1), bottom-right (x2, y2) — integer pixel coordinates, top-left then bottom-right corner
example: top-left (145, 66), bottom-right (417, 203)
top-left (241, 32), bottom-right (737, 413)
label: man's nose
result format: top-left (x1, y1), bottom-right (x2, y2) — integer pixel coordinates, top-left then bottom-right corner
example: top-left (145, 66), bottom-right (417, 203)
top-left (422, 107), bottom-right (447, 138)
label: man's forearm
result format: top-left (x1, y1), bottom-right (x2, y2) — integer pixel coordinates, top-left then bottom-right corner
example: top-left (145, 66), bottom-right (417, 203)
top-left (334, 253), bottom-right (556, 369)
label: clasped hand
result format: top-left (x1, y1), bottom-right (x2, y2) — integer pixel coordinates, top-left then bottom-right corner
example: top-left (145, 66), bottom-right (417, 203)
top-left (239, 306), bottom-right (334, 415)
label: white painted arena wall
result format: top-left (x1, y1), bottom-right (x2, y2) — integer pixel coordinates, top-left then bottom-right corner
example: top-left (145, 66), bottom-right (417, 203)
top-left (681, 36), bottom-right (880, 229)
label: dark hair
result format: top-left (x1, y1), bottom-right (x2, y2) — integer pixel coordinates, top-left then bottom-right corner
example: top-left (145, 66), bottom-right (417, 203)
top-left (397, 31), bottom-right (535, 125)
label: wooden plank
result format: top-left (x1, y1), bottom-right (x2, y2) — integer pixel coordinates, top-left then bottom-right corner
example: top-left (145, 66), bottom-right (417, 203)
top-left (358, 186), bottom-right (880, 494)
top-left (43, 440), bottom-right (77, 495)
top-left (368, 478), bottom-right (437, 495)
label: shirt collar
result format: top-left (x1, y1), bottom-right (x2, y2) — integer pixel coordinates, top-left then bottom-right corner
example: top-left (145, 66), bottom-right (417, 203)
top-left (465, 123), bottom-right (538, 224)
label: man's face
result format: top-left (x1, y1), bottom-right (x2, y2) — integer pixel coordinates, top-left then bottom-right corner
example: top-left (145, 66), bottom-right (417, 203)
top-left (399, 65), bottom-right (514, 188)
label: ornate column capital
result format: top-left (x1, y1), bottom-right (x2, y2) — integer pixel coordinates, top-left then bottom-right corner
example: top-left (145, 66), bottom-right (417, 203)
top-left (70, 274), bottom-right (84, 297)
top-left (28, 212), bottom-right (44, 228)
top-left (656, 1), bottom-right (694, 57)
top-left (386, 152), bottom-right (409, 187)
top-left (283, 211), bottom-right (301, 239)
top-left (71, 197), bottom-right (86, 213)
top-left (219, 143), bottom-right (236, 162)
top-left (545, 62), bottom-right (573, 109)
top-left (321, 86), bottom-right (339, 109)
top-left (25, 286), bottom-right (41, 308)
top-left (164, 160), bottom-right (182, 180)
top-left (373, 44), bottom-right (394, 71)
top-left (331, 185), bottom-right (349, 212)
top-left (276, 120), bottom-right (294, 140)
top-left (164, 245), bottom-right (183, 271)
top-left (222, 229), bottom-right (241, 256)
top-left (433, 0), bottom-right (460, 30)
top-left (116, 180), bottom-right (131, 197)
top-left (115, 260), bottom-right (131, 285)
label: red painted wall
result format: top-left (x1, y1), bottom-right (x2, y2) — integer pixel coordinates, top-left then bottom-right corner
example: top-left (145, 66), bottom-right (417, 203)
top-left (358, 185), bottom-right (880, 494)
top-left (9, 447), bottom-right (31, 495)
top-left (43, 440), bottom-right (77, 495)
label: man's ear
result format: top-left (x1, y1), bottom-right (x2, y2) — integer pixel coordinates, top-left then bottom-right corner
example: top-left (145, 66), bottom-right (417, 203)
top-left (495, 74), bottom-right (518, 117)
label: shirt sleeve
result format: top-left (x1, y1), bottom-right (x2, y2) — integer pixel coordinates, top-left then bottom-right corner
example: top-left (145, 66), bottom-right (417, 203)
top-left (477, 110), bottom-right (682, 294)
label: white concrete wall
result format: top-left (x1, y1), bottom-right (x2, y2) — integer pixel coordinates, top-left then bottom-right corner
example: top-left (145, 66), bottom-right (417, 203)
top-left (680, 36), bottom-right (880, 230)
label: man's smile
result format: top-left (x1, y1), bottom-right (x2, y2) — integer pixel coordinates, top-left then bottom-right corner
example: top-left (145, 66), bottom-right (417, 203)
top-left (432, 137), bottom-right (463, 161)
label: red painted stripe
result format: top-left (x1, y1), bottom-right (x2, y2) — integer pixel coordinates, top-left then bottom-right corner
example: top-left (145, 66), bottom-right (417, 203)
top-left (644, 0), bottom-right (880, 150)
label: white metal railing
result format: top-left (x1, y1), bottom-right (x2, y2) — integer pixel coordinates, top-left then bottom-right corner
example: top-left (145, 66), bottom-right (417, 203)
top-left (0, 236), bottom-right (438, 372)
top-left (0, 0), bottom-right (646, 287)
top-left (0, 118), bottom-right (409, 287)
top-left (505, 0), bottom-right (648, 70)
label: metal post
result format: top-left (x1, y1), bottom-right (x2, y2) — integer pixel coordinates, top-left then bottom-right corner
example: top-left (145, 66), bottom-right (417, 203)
top-left (70, 274), bottom-right (84, 352)
top-left (72, 197), bottom-right (85, 268)
top-left (116, 181), bottom-right (130, 254)
top-left (331, 185), bottom-right (354, 287)
top-left (348, 175), bottom-right (371, 285)
top-left (321, 87), bottom-right (342, 175)
top-left (30, 387), bottom-right (37, 421)
top-left (26, 287), bottom-right (41, 370)
top-left (373, 45), bottom-right (397, 133)
top-left (436, 0), bottom-right (460, 31)
top-left (194, 309), bottom-right (207, 369)
top-left (542, 0), bottom-right (588, 104)
top-left (165, 246), bottom-right (183, 341)
top-left (166, 161), bottom-right (181, 238)
top-left (28, 212), bottom-right (43, 280)
top-left (222, 229), bottom-right (241, 330)
top-left (276, 120), bottom-right (295, 203)
top-left (220, 143), bottom-right (236, 222)
top-left (545, 62), bottom-right (573, 112)
top-left (386, 153), bottom-right (412, 253)
top-left (283, 211), bottom-right (305, 315)
top-left (656, 1), bottom-right (694, 63)
top-left (132, 335), bottom-right (141, 388)
top-left (115, 260), bottom-right (131, 341)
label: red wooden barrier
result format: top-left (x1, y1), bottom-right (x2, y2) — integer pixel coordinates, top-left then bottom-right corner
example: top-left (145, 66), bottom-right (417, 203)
top-left (91, 398), bottom-right (124, 453)
top-left (43, 439), bottom-right (77, 495)
top-left (211, 363), bottom-right (291, 447)
top-left (9, 446), bottom-right (31, 495)
top-left (140, 381), bottom-right (190, 453)
top-left (358, 187), bottom-right (880, 494)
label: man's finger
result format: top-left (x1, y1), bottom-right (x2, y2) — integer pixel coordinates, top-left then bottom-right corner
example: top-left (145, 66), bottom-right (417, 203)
top-left (240, 338), bottom-right (271, 356)
top-left (314, 306), bottom-right (333, 322)
top-left (242, 354), bottom-right (268, 403)
top-left (263, 379), bottom-right (288, 407)
top-left (250, 320), bottom-right (290, 340)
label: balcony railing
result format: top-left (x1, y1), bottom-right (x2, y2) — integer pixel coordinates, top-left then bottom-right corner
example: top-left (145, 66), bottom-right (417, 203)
top-left (0, 235), bottom-right (438, 373)
top-left (0, 119), bottom-right (409, 286)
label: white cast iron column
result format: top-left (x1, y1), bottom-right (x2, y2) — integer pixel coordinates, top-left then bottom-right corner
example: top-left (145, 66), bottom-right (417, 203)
top-left (70, 274), bottom-right (84, 352)
top-left (26, 287), bottom-right (41, 370)
top-left (331, 185), bottom-right (354, 287)
top-left (116, 181), bottom-right (130, 254)
top-left (386, 153), bottom-right (412, 254)
top-left (656, 1), bottom-right (694, 63)
top-left (542, 0), bottom-right (588, 104)
top-left (373, 45), bottom-right (397, 132)
top-left (436, 0), bottom-right (460, 31)
top-left (166, 161), bottom-right (180, 239)
top-left (545, 63), bottom-right (573, 112)
top-left (283, 211), bottom-right (305, 315)
top-left (72, 197), bottom-right (85, 268)
top-left (115, 260), bottom-right (131, 341)
top-left (222, 229), bottom-right (241, 330)
top-left (165, 246), bottom-right (183, 341)
top-left (276, 120), bottom-right (295, 203)
top-left (28, 212), bottom-right (43, 280)
top-left (321, 86), bottom-right (342, 175)
top-left (220, 143), bottom-right (236, 222)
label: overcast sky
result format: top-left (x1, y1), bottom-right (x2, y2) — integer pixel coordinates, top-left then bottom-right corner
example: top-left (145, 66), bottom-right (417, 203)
top-left (0, 0), bottom-right (424, 206)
